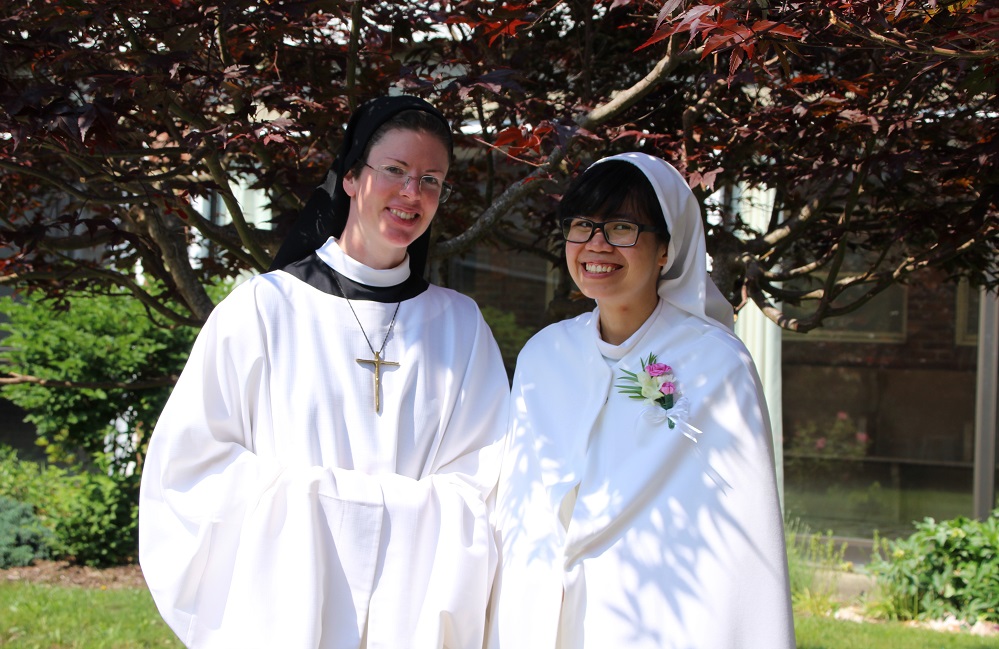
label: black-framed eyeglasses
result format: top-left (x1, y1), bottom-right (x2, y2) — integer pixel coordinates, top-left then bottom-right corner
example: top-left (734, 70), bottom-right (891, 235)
top-left (364, 163), bottom-right (453, 204)
top-left (560, 217), bottom-right (663, 247)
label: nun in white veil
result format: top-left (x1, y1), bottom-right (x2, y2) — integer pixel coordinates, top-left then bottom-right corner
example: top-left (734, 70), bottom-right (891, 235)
top-left (487, 153), bottom-right (794, 649)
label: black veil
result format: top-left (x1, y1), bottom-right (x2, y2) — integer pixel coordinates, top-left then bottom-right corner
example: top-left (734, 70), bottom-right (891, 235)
top-left (268, 95), bottom-right (451, 276)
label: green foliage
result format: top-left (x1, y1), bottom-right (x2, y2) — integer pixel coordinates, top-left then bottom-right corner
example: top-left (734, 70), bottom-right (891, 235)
top-left (0, 287), bottom-right (205, 565)
top-left (0, 288), bottom-right (199, 472)
top-left (0, 445), bottom-right (74, 526)
top-left (0, 496), bottom-right (52, 568)
top-left (0, 284), bottom-right (237, 566)
top-left (479, 306), bottom-right (534, 375)
top-left (0, 446), bottom-right (137, 567)
top-left (6, 574), bottom-right (995, 649)
top-left (785, 516), bottom-right (850, 615)
top-left (53, 467), bottom-right (139, 568)
top-left (868, 511), bottom-right (999, 623)
top-left (785, 411), bottom-right (872, 483)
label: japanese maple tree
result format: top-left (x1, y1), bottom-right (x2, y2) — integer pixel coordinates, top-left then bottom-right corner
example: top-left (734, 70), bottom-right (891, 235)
top-left (1, 0), bottom-right (996, 335)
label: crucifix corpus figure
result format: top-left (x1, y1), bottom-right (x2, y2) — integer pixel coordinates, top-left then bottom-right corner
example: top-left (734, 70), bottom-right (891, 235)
top-left (357, 351), bottom-right (399, 412)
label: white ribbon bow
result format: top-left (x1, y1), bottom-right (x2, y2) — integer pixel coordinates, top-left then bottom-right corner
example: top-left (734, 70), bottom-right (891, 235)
top-left (639, 395), bottom-right (701, 442)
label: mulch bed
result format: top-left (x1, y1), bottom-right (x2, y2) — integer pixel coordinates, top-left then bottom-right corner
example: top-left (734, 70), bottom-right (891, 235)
top-left (1, 560), bottom-right (147, 590)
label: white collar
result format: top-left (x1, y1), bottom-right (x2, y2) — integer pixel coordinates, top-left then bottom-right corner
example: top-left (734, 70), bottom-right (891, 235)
top-left (316, 237), bottom-right (411, 287)
top-left (594, 299), bottom-right (665, 361)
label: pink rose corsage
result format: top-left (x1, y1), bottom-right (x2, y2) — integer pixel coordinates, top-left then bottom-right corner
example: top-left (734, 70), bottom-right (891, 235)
top-left (616, 353), bottom-right (697, 443)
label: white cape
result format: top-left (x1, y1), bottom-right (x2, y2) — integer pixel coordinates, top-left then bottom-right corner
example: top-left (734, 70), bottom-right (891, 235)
top-left (488, 300), bottom-right (794, 648)
top-left (140, 258), bottom-right (509, 648)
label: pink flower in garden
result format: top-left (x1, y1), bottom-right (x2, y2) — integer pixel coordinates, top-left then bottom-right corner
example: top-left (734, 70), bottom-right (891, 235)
top-left (837, 411), bottom-right (849, 421)
top-left (856, 432), bottom-right (870, 444)
top-left (646, 362), bottom-right (672, 377)
top-left (660, 382), bottom-right (676, 395)
top-left (815, 437), bottom-right (827, 451)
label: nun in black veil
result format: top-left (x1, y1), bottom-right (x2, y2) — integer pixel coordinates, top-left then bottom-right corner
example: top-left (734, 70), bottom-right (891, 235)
top-left (269, 95), bottom-right (439, 275)
top-left (140, 95), bottom-right (510, 649)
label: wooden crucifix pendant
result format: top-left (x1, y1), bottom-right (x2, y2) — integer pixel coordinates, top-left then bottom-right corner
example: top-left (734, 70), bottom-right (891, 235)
top-left (357, 351), bottom-right (399, 413)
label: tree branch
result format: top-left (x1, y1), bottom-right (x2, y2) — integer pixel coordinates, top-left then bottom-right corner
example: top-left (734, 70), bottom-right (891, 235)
top-left (579, 38), bottom-right (697, 130)
top-left (829, 11), bottom-right (995, 60)
top-left (0, 160), bottom-right (141, 205)
top-left (347, 3), bottom-right (363, 109)
top-left (138, 206), bottom-right (216, 321)
top-left (199, 152), bottom-right (270, 270)
top-left (0, 371), bottom-right (178, 390)
top-left (0, 264), bottom-right (203, 328)
top-left (435, 38), bottom-right (698, 258)
top-left (175, 200), bottom-right (261, 269)
top-left (682, 74), bottom-right (726, 172)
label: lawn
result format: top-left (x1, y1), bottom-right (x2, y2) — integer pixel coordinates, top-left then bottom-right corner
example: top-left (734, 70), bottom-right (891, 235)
top-left (2, 578), bottom-right (997, 648)
top-left (795, 614), bottom-right (998, 649)
top-left (0, 581), bottom-right (181, 648)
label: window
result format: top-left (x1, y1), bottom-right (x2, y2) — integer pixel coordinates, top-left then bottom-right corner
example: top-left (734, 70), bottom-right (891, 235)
top-left (783, 281), bottom-right (908, 343)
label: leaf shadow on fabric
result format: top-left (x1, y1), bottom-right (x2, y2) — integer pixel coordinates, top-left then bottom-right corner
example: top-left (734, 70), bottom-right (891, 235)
top-left (563, 364), bottom-right (790, 648)
top-left (493, 350), bottom-right (791, 648)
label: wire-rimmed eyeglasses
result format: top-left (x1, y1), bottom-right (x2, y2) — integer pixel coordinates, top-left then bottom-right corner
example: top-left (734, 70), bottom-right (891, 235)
top-left (560, 217), bottom-right (664, 247)
top-left (364, 163), bottom-right (453, 204)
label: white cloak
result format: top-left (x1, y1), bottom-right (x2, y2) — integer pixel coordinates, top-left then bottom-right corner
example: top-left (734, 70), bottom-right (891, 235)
top-left (488, 299), bottom-right (795, 648)
top-left (139, 241), bottom-right (510, 648)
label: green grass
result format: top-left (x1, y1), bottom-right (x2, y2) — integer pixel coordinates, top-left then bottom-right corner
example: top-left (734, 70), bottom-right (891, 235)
top-left (0, 581), bottom-right (181, 648)
top-left (795, 614), bottom-right (998, 648)
top-left (2, 579), bottom-right (997, 648)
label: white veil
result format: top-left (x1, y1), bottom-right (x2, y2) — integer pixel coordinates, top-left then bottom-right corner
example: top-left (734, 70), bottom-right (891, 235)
top-left (591, 152), bottom-right (735, 330)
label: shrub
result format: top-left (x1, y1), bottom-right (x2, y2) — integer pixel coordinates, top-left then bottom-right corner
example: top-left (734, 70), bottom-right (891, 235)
top-left (0, 495), bottom-right (53, 568)
top-left (479, 306), bottom-right (535, 375)
top-left (0, 445), bottom-right (74, 526)
top-left (785, 516), bottom-right (850, 615)
top-left (0, 288), bottom-right (198, 472)
top-left (0, 284), bottom-right (229, 566)
top-left (0, 445), bottom-right (138, 566)
top-left (868, 511), bottom-right (999, 623)
top-left (54, 471), bottom-right (139, 567)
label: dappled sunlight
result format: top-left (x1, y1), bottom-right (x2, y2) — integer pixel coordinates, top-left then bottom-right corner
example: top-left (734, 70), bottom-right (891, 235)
top-left (491, 315), bottom-right (792, 647)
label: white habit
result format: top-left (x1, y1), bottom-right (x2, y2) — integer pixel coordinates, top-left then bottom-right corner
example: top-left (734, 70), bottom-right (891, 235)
top-left (488, 300), bottom-right (795, 648)
top-left (140, 239), bottom-right (510, 648)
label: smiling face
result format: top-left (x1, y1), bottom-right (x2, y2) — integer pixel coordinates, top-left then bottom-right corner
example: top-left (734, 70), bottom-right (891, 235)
top-left (565, 205), bottom-right (669, 315)
top-left (560, 161), bottom-right (670, 322)
top-left (339, 127), bottom-right (450, 269)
